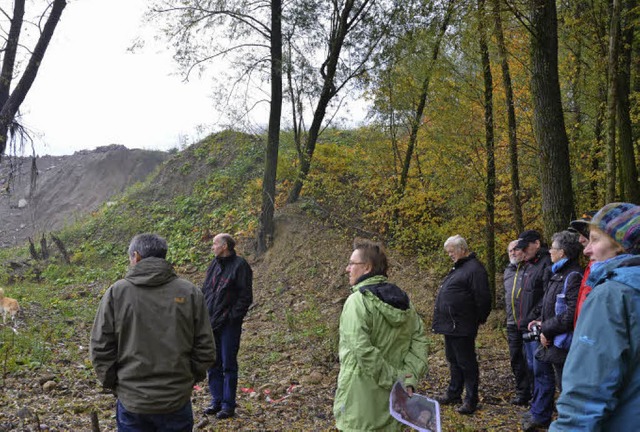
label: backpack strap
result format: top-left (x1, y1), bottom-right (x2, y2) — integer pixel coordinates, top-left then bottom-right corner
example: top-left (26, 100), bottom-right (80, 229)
top-left (562, 271), bottom-right (582, 295)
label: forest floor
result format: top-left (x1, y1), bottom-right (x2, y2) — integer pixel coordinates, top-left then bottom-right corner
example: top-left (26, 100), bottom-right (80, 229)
top-left (0, 205), bottom-right (537, 431)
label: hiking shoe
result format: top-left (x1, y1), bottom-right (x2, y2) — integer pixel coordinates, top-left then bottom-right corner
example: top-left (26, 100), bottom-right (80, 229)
top-left (434, 393), bottom-right (462, 405)
top-left (216, 409), bottom-right (235, 420)
top-left (521, 411), bottom-right (533, 420)
top-left (510, 395), bottom-right (530, 406)
top-left (521, 416), bottom-right (551, 432)
top-left (203, 405), bottom-right (221, 415)
top-left (456, 401), bottom-right (477, 415)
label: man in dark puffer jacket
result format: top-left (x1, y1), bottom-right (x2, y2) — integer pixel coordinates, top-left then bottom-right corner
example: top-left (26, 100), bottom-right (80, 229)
top-left (432, 235), bottom-right (491, 415)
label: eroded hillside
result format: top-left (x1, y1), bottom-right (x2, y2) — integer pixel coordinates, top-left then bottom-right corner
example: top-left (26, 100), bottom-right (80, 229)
top-left (0, 145), bottom-right (169, 248)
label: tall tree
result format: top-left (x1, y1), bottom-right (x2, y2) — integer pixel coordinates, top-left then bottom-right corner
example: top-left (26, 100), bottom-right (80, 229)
top-left (617, 0), bottom-right (640, 203)
top-left (286, 0), bottom-right (394, 203)
top-left (529, 0), bottom-right (574, 236)
top-left (478, 0), bottom-right (496, 306)
top-left (491, 0), bottom-right (523, 234)
top-left (151, 0), bottom-right (279, 251)
top-left (605, 0), bottom-right (622, 202)
top-left (0, 0), bottom-right (67, 159)
top-left (396, 1), bottom-right (454, 198)
top-left (257, 0), bottom-right (283, 254)
top-left (365, 0), bottom-right (454, 202)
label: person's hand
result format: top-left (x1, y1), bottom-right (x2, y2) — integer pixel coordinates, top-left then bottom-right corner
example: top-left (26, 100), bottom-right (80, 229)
top-left (540, 333), bottom-right (550, 347)
top-left (528, 320), bottom-right (541, 331)
top-left (406, 385), bottom-right (414, 397)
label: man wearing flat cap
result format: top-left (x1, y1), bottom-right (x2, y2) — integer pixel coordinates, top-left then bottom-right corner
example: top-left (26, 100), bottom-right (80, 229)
top-left (514, 229), bottom-right (551, 406)
top-left (516, 230), bottom-right (551, 329)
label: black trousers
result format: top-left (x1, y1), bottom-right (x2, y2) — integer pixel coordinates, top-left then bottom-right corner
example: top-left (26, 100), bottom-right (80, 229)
top-left (444, 335), bottom-right (479, 405)
top-left (507, 324), bottom-right (532, 399)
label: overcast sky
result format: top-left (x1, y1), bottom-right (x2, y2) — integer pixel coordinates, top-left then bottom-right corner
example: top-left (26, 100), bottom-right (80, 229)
top-left (20, 0), bottom-right (222, 156)
top-left (18, 0), bottom-right (369, 157)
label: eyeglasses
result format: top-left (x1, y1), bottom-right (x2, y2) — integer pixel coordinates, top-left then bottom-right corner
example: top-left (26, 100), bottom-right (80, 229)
top-left (347, 261), bottom-right (367, 267)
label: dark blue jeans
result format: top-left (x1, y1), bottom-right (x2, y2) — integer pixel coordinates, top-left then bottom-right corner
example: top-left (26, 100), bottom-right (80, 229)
top-left (116, 400), bottom-right (193, 431)
top-left (208, 320), bottom-right (243, 411)
top-left (523, 340), bottom-right (537, 373)
top-left (444, 335), bottom-right (479, 406)
top-left (529, 354), bottom-right (556, 423)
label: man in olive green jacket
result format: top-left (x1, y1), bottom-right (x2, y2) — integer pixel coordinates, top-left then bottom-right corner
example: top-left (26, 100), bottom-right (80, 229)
top-left (90, 233), bottom-right (215, 429)
top-left (334, 239), bottom-right (429, 431)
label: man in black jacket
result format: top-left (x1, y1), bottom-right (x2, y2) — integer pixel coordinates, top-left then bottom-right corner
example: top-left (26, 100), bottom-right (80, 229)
top-left (432, 235), bottom-right (491, 415)
top-left (514, 230), bottom-right (551, 383)
top-left (202, 233), bottom-right (253, 419)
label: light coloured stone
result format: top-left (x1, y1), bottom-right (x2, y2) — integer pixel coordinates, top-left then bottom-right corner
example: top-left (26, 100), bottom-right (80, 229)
top-left (42, 380), bottom-right (57, 392)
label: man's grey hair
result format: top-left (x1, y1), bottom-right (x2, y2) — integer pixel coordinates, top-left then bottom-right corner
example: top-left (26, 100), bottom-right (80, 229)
top-left (128, 233), bottom-right (168, 259)
top-left (217, 233), bottom-right (236, 252)
top-left (508, 240), bottom-right (521, 265)
top-left (551, 230), bottom-right (583, 261)
top-left (444, 235), bottom-right (469, 252)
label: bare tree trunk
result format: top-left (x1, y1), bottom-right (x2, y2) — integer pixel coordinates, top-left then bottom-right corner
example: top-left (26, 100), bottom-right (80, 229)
top-left (567, 1), bottom-right (585, 146)
top-left (39, 234), bottom-right (49, 260)
top-left (0, 0), bottom-right (24, 106)
top-left (285, 34), bottom-right (305, 175)
top-left (492, 0), bottom-right (523, 234)
top-left (257, 0), bottom-right (283, 255)
top-left (479, 0), bottom-right (496, 308)
top-left (51, 234), bottom-right (71, 264)
top-left (0, 0), bottom-right (25, 157)
top-left (28, 237), bottom-right (38, 260)
top-left (287, 0), bottom-right (372, 203)
top-left (605, 0), bottom-right (622, 202)
top-left (617, 0), bottom-right (640, 202)
top-left (397, 1), bottom-right (454, 197)
top-left (0, 0), bottom-right (67, 158)
top-left (634, 16), bottom-right (640, 144)
top-left (529, 0), bottom-right (575, 236)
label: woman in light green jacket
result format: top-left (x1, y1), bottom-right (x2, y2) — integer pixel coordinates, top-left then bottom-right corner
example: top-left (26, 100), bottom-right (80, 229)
top-left (334, 239), bottom-right (429, 431)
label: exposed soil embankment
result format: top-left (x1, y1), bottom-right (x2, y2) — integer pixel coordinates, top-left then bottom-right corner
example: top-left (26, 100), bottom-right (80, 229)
top-left (0, 145), bottom-right (169, 248)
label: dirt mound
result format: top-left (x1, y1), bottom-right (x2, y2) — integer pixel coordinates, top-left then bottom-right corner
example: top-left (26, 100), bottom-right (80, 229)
top-left (0, 145), bottom-right (169, 248)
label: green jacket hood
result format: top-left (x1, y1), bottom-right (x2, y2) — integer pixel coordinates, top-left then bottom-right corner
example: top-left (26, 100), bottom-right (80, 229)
top-left (125, 257), bottom-right (177, 287)
top-left (352, 275), bottom-right (412, 327)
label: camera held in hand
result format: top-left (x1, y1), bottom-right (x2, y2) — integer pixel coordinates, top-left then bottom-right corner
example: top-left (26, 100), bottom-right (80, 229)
top-left (522, 324), bottom-right (541, 342)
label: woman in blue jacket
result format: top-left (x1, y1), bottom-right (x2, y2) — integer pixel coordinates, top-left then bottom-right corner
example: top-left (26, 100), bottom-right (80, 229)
top-left (550, 202), bottom-right (640, 431)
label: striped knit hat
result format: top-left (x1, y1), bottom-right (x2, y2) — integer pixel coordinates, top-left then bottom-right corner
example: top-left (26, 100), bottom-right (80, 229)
top-left (591, 202), bottom-right (640, 254)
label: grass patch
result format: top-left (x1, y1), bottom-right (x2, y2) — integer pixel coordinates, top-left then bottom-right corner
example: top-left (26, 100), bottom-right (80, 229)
top-left (0, 281), bottom-right (98, 384)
